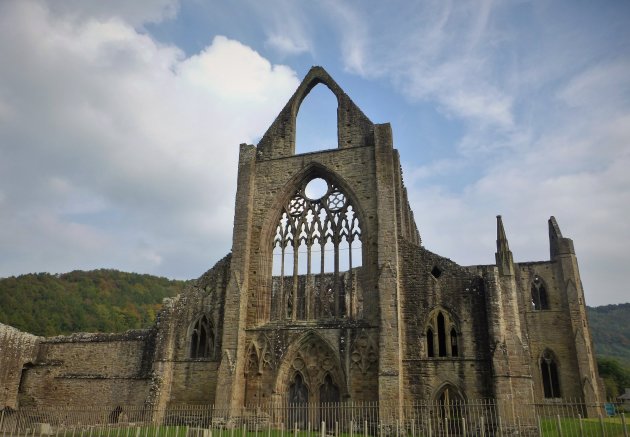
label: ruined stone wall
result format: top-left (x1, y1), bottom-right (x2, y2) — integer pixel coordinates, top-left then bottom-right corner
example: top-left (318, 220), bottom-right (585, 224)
top-left (516, 262), bottom-right (585, 400)
top-left (0, 323), bottom-right (41, 409)
top-left (151, 254), bottom-right (230, 406)
top-left (18, 330), bottom-right (154, 407)
top-left (399, 243), bottom-right (493, 402)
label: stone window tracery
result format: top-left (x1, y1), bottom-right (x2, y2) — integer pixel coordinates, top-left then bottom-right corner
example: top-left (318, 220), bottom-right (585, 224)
top-left (426, 310), bottom-right (459, 358)
top-left (531, 275), bottom-right (549, 310)
top-left (189, 315), bottom-right (215, 359)
top-left (272, 176), bottom-right (362, 321)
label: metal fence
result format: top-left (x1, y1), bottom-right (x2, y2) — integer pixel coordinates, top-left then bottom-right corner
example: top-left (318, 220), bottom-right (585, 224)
top-left (1, 400), bottom-right (628, 437)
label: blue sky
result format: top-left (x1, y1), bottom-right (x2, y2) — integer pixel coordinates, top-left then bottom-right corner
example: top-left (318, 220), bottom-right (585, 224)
top-left (0, 0), bottom-right (629, 305)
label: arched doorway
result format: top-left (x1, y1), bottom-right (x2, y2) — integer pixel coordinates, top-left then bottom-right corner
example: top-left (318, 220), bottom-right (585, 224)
top-left (288, 373), bottom-right (309, 428)
top-left (434, 385), bottom-right (466, 434)
top-left (319, 373), bottom-right (340, 430)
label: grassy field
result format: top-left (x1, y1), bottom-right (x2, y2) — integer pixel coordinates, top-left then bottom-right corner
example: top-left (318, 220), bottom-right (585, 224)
top-left (539, 416), bottom-right (628, 437)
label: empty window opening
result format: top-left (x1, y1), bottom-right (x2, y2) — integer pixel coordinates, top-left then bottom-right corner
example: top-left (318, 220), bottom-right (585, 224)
top-left (437, 312), bottom-right (447, 357)
top-left (426, 328), bottom-right (435, 358)
top-left (305, 178), bottom-right (328, 200)
top-left (295, 84), bottom-right (338, 155)
top-left (531, 275), bottom-right (549, 310)
top-left (272, 176), bottom-right (363, 321)
top-left (431, 266), bottom-right (442, 279)
top-left (426, 310), bottom-right (460, 359)
top-left (190, 315), bottom-right (214, 359)
top-left (541, 350), bottom-right (561, 398)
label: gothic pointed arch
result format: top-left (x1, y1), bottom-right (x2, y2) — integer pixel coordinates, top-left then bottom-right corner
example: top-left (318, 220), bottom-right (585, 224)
top-left (425, 307), bottom-right (461, 358)
top-left (257, 67), bottom-right (374, 159)
top-left (261, 164), bottom-right (368, 323)
top-left (188, 314), bottom-right (215, 359)
top-left (272, 331), bottom-right (347, 404)
top-left (433, 382), bottom-right (466, 404)
top-left (531, 274), bottom-right (549, 310)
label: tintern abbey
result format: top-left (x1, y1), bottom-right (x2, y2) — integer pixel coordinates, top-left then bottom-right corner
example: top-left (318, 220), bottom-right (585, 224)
top-left (0, 68), bottom-right (604, 415)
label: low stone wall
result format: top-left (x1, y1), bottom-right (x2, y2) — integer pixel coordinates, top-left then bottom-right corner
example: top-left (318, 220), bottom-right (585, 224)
top-left (18, 330), bottom-right (155, 408)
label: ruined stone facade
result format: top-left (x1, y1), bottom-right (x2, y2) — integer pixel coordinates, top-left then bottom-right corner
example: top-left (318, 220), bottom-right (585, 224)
top-left (1, 67), bottom-right (603, 414)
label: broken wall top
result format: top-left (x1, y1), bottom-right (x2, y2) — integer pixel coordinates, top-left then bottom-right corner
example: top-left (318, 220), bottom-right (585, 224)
top-left (256, 66), bottom-right (375, 160)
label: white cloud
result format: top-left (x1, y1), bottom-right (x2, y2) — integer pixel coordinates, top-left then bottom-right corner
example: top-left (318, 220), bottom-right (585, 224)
top-left (0, 0), bottom-right (299, 278)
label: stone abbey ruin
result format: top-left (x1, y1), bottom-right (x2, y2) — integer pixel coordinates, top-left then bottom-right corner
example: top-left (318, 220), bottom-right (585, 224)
top-left (1, 67), bottom-right (604, 416)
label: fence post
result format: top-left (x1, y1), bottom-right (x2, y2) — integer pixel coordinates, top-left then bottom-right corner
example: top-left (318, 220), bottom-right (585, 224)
top-left (578, 414), bottom-right (584, 437)
top-left (364, 420), bottom-right (367, 437)
top-left (461, 418), bottom-right (466, 437)
top-left (556, 414), bottom-right (563, 437)
top-left (321, 422), bottom-right (325, 437)
top-left (480, 416), bottom-right (485, 437)
top-left (621, 413), bottom-right (628, 437)
top-left (599, 414), bottom-right (605, 437)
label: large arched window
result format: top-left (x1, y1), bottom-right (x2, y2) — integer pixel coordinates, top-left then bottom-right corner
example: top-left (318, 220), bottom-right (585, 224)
top-left (531, 275), bottom-right (549, 310)
top-left (189, 315), bottom-right (215, 359)
top-left (426, 310), bottom-right (460, 358)
top-left (541, 349), bottom-right (561, 398)
top-left (272, 176), bottom-right (362, 321)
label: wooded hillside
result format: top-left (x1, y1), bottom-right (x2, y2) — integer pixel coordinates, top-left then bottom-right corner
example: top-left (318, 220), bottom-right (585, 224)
top-left (0, 270), bottom-right (190, 336)
top-left (1, 270), bottom-right (628, 368)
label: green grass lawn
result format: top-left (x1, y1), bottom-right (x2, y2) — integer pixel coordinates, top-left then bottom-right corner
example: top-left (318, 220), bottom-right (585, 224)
top-left (539, 416), bottom-right (628, 437)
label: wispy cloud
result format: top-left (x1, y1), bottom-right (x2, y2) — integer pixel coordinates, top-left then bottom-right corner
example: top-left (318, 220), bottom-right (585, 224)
top-left (325, 0), bottom-right (630, 304)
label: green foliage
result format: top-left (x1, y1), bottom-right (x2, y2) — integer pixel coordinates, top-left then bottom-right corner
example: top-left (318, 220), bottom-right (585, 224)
top-left (588, 304), bottom-right (630, 367)
top-left (0, 270), bottom-right (190, 336)
top-left (597, 356), bottom-right (630, 399)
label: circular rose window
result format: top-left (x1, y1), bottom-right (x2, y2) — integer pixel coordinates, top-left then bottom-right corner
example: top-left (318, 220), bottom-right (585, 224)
top-left (304, 178), bottom-right (328, 200)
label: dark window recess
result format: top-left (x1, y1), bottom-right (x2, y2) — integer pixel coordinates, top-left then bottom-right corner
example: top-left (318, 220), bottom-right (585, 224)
top-left (431, 266), bottom-right (442, 279)
top-left (427, 328), bottom-right (434, 357)
top-left (541, 350), bottom-right (561, 398)
top-left (190, 315), bottom-right (215, 359)
top-left (531, 276), bottom-right (549, 310)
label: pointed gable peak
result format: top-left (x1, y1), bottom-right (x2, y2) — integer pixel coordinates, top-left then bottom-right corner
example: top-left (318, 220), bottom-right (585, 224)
top-left (256, 67), bottom-right (374, 160)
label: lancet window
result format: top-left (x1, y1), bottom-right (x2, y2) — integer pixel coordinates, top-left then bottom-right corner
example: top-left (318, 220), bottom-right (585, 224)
top-left (541, 349), bottom-right (561, 398)
top-left (272, 177), bottom-right (362, 321)
top-left (189, 315), bottom-right (215, 359)
top-left (426, 310), bottom-right (460, 358)
top-left (531, 275), bottom-right (549, 310)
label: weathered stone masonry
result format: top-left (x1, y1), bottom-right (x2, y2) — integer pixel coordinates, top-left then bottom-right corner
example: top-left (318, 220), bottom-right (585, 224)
top-left (0, 67), bottom-right (603, 414)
